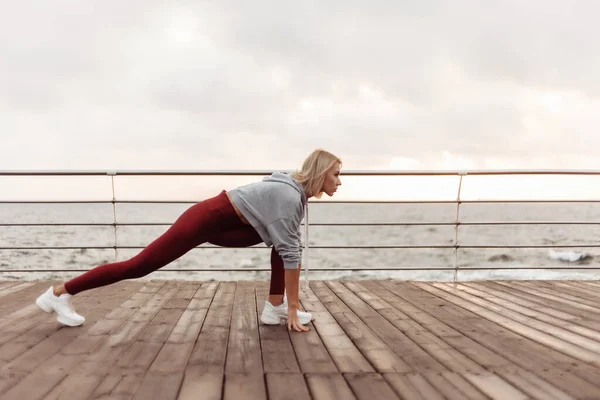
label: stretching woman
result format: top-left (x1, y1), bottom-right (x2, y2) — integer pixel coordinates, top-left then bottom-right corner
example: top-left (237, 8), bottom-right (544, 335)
top-left (36, 149), bottom-right (342, 332)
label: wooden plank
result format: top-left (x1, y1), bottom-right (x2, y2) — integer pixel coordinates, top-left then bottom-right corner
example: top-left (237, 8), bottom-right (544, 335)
top-left (89, 373), bottom-right (144, 400)
top-left (0, 281), bottom-right (149, 399)
top-left (0, 289), bottom-right (106, 359)
top-left (445, 283), bottom-right (600, 343)
top-left (115, 295), bottom-right (188, 375)
top-left (300, 282), bottom-right (373, 373)
top-left (42, 372), bottom-right (105, 400)
top-left (0, 281), bottom-right (37, 299)
top-left (0, 304), bottom-right (40, 330)
top-left (463, 373), bottom-right (529, 400)
top-left (0, 281), bottom-right (21, 291)
top-left (559, 280), bottom-right (600, 295)
top-left (305, 373), bottom-right (357, 400)
top-left (256, 284), bottom-right (300, 373)
top-left (365, 281), bottom-right (509, 370)
top-left (224, 373), bottom-right (267, 400)
top-left (480, 281), bottom-right (600, 324)
top-left (166, 281), bottom-right (218, 343)
top-left (132, 371), bottom-right (184, 400)
top-left (493, 367), bottom-right (575, 400)
top-left (255, 282), bottom-right (338, 374)
top-left (344, 373), bottom-right (400, 400)
top-left (379, 281), bottom-right (600, 399)
top-left (159, 282), bottom-right (229, 399)
top-left (226, 281), bottom-right (262, 374)
top-left (3, 278), bottom-right (600, 399)
top-left (290, 326), bottom-right (339, 374)
top-left (347, 281), bottom-right (485, 373)
top-left (538, 281), bottom-right (600, 302)
top-left (263, 283), bottom-right (341, 374)
top-left (383, 373), bottom-right (445, 400)
top-left (577, 281), bottom-right (600, 290)
top-left (29, 281), bottom-right (162, 400)
top-left (77, 282), bottom-right (180, 375)
top-left (182, 281), bottom-right (235, 373)
top-left (0, 282), bottom-right (137, 374)
top-left (424, 372), bottom-right (488, 400)
top-left (312, 281), bottom-right (410, 373)
top-left (579, 280), bottom-right (600, 286)
top-left (0, 282), bottom-right (64, 327)
top-left (549, 281), bottom-right (600, 297)
top-left (426, 282), bottom-right (600, 362)
top-left (328, 281), bottom-right (447, 374)
top-left (176, 372), bottom-right (222, 400)
top-left (500, 281), bottom-right (600, 314)
top-left (266, 373), bottom-right (312, 400)
top-left (0, 281), bottom-right (60, 316)
top-left (145, 282), bottom-right (219, 374)
top-left (464, 282), bottom-right (579, 321)
top-left (87, 281), bottom-right (191, 399)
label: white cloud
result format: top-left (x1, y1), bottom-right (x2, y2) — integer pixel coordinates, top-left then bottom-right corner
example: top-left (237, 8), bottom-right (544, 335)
top-left (1, 0), bottom-right (600, 176)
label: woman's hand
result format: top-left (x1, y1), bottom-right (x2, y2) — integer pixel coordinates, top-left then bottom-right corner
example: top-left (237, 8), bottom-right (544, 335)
top-left (287, 306), bottom-right (310, 332)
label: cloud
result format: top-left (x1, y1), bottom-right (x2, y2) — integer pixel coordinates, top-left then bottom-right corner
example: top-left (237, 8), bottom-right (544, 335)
top-left (1, 0), bottom-right (600, 173)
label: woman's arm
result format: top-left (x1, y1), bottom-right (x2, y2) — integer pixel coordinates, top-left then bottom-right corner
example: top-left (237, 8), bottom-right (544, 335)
top-left (285, 266), bottom-right (309, 332)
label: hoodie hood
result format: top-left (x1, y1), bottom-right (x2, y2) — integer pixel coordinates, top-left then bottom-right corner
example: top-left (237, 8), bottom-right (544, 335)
top-left (263, 172), bottom-right (307, 205)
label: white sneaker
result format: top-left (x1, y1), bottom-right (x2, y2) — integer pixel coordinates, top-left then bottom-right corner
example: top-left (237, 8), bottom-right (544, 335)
top-left (260, 300), bottom-right (313, 325)
top-left (36, 287), bottom-right (85, 327)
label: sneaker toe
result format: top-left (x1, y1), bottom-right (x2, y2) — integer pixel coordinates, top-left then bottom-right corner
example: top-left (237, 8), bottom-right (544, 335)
top-left (298, 311), bottom-right (313, 325)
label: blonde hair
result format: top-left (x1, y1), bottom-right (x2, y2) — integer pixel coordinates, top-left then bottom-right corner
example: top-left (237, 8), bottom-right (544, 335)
top-left (292, 149), bottom-right (342, 198)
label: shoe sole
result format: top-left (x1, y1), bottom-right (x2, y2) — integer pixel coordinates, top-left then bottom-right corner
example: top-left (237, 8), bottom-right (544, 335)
top-left (260, 314), bottom-right (312, 325)
top-left (57, 315), bottom-right (85, 327)
top-left (261, 314), bottom-right (283, 325)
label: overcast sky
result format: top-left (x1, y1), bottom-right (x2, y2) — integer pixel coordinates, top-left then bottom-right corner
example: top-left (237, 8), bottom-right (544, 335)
top-left (2, 1), bottom-right (600, 199)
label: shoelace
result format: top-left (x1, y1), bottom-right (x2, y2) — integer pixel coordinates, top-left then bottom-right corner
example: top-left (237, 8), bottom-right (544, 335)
top-left (61, 296), bottom-right (77, 313)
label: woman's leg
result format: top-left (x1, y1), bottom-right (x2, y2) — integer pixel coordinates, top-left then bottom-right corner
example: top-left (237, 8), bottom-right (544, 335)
top-left (63, 191), bottom-right (241, 295)
top-left (269, 248), bottom-right (285, 304)
top-left (208, 227), bottom-right (286, 303)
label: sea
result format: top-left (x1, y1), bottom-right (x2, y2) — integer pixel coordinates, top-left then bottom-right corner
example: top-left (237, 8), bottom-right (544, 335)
top-left (2, 201), bottom-right (600, 282)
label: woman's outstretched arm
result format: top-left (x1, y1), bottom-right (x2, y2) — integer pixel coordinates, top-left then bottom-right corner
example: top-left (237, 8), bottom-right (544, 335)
top-left (285, 266), bottom-right (309, 332)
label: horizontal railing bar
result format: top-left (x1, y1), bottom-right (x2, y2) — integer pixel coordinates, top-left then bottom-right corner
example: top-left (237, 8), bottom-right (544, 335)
top-left (0, 245), bottom-right (452, 250)
top-left (4, 169), bottom-right (600, 176)
top-left (0, 201), bottom-right (114, 204)
top-left (4, 199), bottom-right (600, 205)
top-left (2, 244), bottom-right (600, 250)
top-left (2, 266), bottom-right (600, 273)
top-left (5, 221), bottom-right (600, 227)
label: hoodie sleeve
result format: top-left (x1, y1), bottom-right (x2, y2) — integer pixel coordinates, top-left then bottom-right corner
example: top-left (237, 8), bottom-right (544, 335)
top-left (266, 218), bottom-right (302, 269)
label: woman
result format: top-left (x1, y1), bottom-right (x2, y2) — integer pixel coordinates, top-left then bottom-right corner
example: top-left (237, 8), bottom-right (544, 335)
top-left (36, 149), bottom-right (342, 332)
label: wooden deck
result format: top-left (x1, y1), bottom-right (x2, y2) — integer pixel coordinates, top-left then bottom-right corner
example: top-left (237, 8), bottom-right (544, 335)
top-left (1, 280), bottom-right (600, 399)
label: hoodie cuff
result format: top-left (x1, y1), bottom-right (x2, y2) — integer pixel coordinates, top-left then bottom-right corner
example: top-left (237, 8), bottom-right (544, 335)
top-left (284, 261), bottom-right (299, 270)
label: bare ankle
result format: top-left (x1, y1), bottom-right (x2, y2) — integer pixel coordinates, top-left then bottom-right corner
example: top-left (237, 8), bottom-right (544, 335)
top-left (269, 294), bottom-right (284, 306)
top-left (53, 285), bottom-right (68, 297)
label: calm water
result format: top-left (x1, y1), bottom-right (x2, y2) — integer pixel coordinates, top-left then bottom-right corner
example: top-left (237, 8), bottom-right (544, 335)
top-left (2, 202), bottom-right (600, 282)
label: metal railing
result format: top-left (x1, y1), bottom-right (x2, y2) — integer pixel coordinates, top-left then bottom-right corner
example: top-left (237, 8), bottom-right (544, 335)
top-left (2, 169), bottom-right (600, 281)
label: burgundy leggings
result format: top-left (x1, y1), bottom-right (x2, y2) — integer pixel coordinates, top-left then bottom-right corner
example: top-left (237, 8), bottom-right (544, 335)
top-left (64, 191), bottom-right (285, 295)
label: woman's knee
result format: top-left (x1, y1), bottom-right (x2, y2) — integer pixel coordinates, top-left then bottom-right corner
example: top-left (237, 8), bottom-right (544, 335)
top-left (121, 256), bottom-right (159, 279)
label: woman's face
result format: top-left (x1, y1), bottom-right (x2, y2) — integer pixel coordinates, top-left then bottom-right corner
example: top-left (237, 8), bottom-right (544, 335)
top-left (322, 162), bottom-right (342, 197)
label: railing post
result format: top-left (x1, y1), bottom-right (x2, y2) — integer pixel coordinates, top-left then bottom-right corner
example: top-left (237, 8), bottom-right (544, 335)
top-left (453, 172), bottom-right (466, 282)
top-left (108, 171), bottom-right (118, 261)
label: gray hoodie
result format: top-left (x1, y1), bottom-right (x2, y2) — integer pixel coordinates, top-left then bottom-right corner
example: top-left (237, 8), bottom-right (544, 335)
top-left (228, 172), bottom-right (307, 269)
